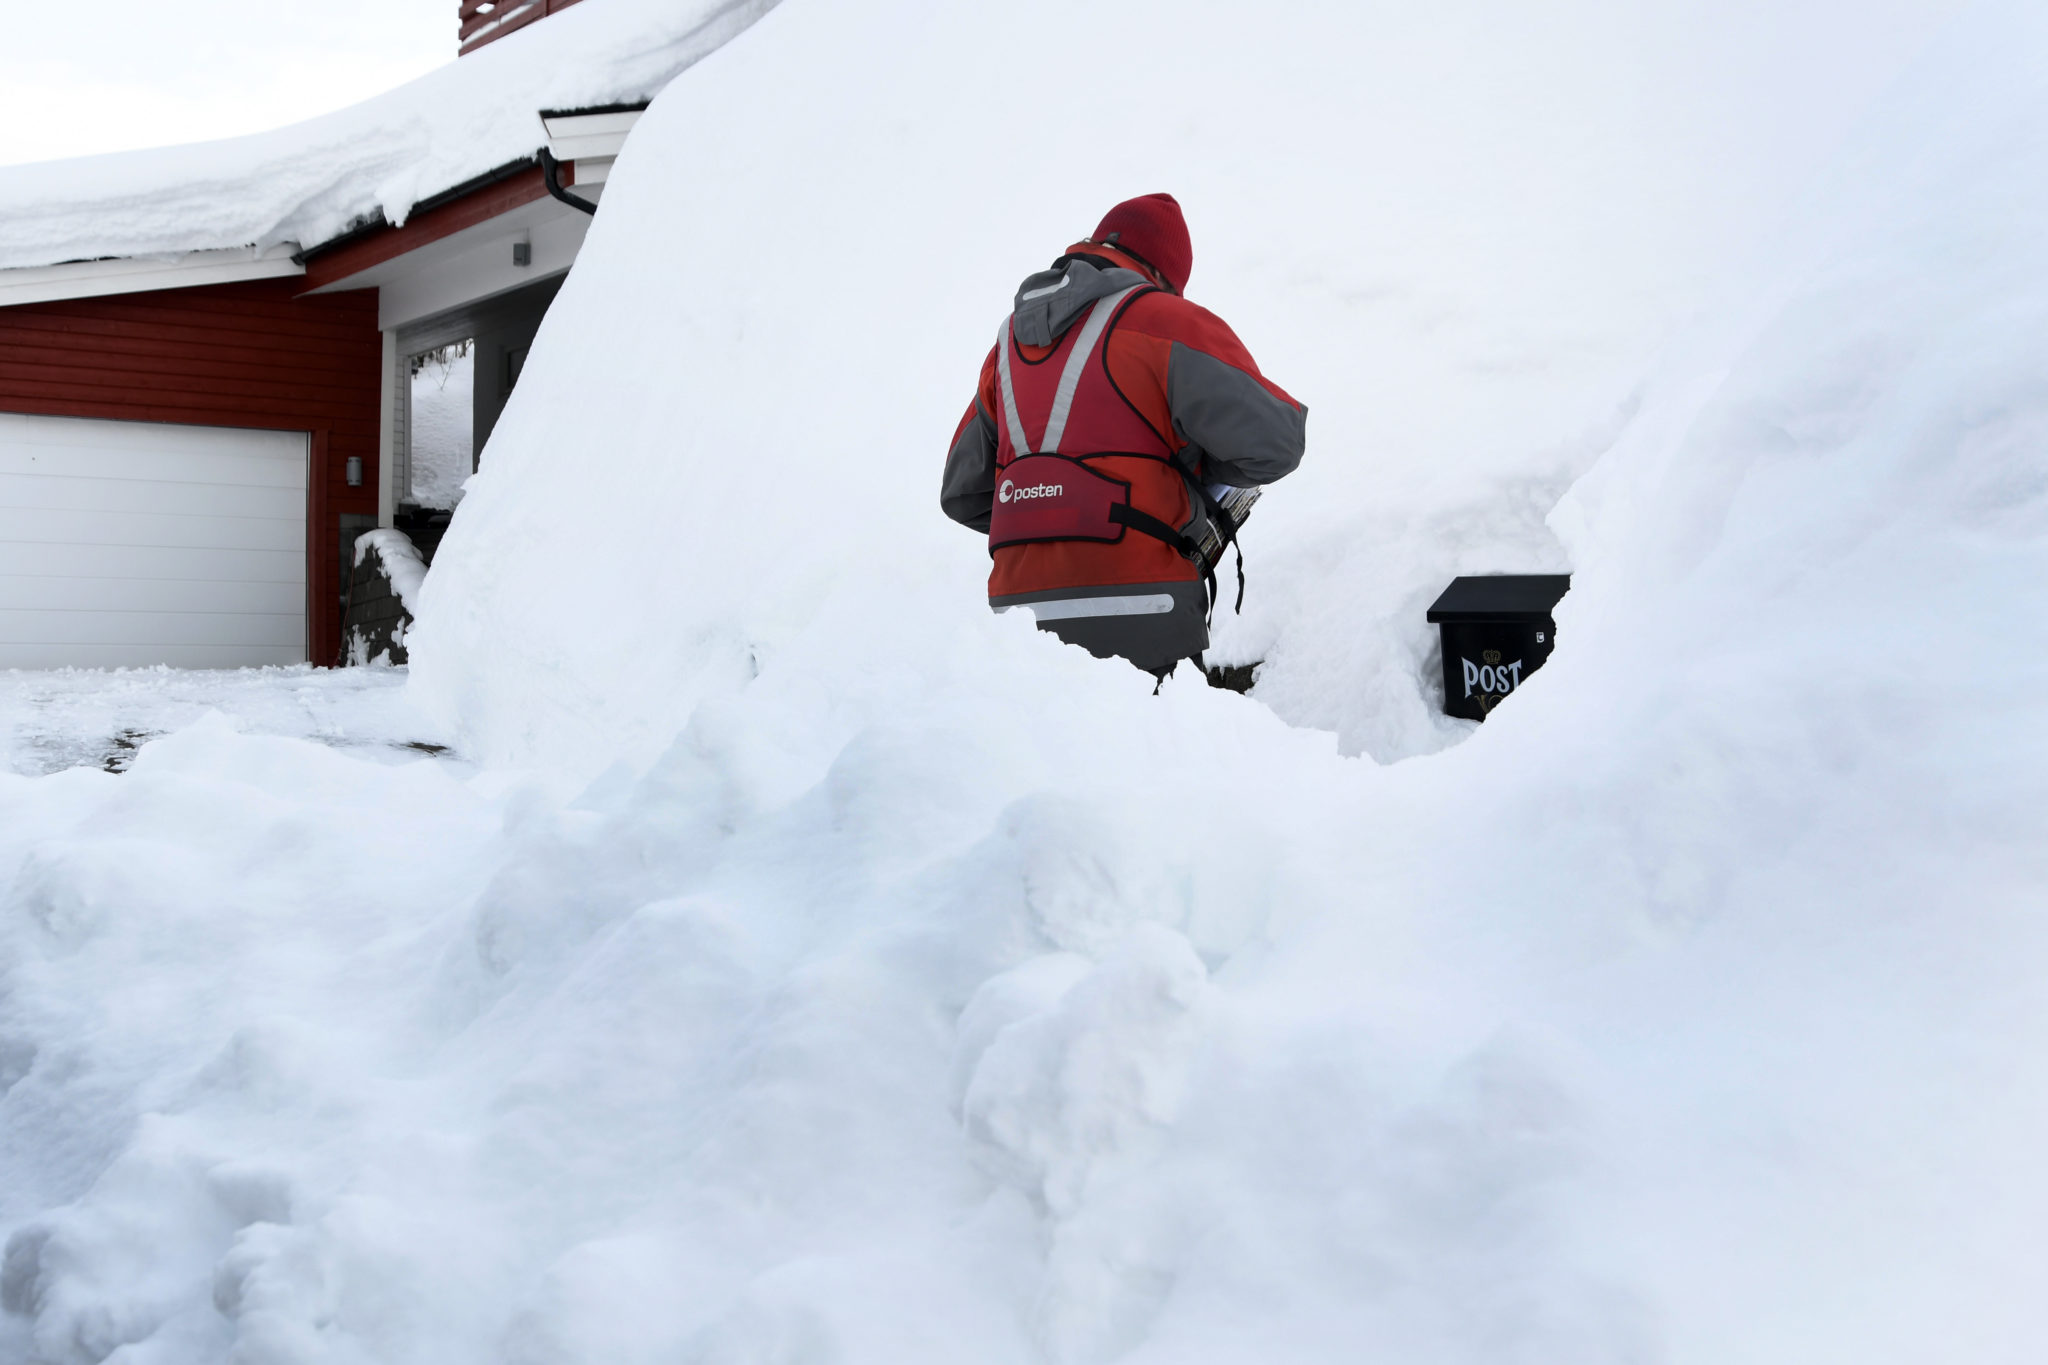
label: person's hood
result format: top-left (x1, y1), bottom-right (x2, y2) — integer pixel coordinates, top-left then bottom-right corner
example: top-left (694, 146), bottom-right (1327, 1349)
top-left (1010, 256), bottom-right (1151, 347)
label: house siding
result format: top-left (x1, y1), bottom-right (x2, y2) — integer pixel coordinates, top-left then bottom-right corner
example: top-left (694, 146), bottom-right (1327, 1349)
top-left (0, 278), bottom-right (382, 667)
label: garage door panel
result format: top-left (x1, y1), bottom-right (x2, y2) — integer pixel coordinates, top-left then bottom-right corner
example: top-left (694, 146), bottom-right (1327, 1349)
top-left (0, 445), bottom-right (307, 490)
top-left (0, 542), bottom-right (302, 585)
top-left (0, 416), bottom-right (301, 460)
top-left (0, 574), bottom-right (303, 615)
top-left (0, 506), bottom-right (305, 554)
top-left (0, 607), bottom-right (304, 649)
top-left (0, 413), bottom-right (308, 669)
top-left (0, 642), bottom-right (307, 670)
top-left (0, 469), bottom-right (306, 520)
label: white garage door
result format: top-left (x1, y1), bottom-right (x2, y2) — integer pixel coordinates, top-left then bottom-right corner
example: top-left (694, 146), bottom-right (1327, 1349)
top-left (0, 413), bottom-right (308, 669)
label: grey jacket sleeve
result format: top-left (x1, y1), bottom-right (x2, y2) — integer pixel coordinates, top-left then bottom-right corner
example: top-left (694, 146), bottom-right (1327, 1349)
top-left (1166, 342), bottom-right (1308, 487)
top-left (941, 401), bottom-right (999, 533)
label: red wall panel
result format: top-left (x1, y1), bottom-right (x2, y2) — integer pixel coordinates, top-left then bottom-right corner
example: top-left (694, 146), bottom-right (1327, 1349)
top-left (0, 277), bottom-right (383, 667)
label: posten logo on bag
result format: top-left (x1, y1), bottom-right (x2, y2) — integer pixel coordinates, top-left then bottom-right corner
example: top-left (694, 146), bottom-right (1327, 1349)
top-left (998, 478), bottom-right (1063, 504)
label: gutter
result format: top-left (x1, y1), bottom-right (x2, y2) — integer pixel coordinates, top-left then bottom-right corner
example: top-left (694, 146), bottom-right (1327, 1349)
top-left (538, 149), bottom-right (598, 216)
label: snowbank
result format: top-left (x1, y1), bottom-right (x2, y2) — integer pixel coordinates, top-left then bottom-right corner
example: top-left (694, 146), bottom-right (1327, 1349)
top-left (405, 0), bottom-right (1956, 769)
top-left (0, 0), bottom-right (777, 270)
top-left (6, 0), bottom-right (2047, 1362)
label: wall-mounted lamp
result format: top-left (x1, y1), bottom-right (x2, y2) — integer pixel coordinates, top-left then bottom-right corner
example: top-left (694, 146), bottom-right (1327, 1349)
top-left (345, 456), bottom-right (364, 487)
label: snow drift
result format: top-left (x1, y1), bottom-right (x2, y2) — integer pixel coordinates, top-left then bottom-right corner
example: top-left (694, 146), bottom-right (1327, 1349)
top-left (5, 0), bottom-right (2048, 1362)
top-left (403, 0), bottom-right (1955, 769)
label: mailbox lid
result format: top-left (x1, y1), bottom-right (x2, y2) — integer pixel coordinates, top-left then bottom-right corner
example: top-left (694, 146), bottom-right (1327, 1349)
top-left (1425, 574), bottom-right (1571, 624)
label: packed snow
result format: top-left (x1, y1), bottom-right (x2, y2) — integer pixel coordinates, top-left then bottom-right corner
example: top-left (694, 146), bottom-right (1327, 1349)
top-left (0, 0), bottom-right (778, 270)
top-left (0, 665), bottom-right (446, 777)
top-left (6, 0), bottom-right (2048, 1363)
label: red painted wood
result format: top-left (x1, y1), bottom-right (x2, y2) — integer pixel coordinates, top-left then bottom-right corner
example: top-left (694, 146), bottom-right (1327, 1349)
top-left (308, 428), bottom-right (333, 663)
top-left (4, 320), bottom-right (378, 364)
top-left (0, 363), bottom-right (377, 410)
top-left (0, 278), bottom-right (382, 667)
top-left (459, 0), bottom-right (586, 54)
top-left (299, 165), bottom-right (558, 290)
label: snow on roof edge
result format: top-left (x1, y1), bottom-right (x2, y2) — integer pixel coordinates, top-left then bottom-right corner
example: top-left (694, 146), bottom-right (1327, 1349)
top-left (0, 0), bottom-right (781, 274)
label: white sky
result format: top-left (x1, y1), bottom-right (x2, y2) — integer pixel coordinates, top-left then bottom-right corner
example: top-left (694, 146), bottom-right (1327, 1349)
top-left (2, 0), bottom-right (453, 169)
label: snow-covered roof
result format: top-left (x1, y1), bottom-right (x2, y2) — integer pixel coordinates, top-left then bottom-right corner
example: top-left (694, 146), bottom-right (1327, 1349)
top-left (0, 0), bottom-right (776, 273)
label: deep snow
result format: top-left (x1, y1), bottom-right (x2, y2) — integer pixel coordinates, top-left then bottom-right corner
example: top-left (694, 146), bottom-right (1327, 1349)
top-left (6, 1), bottom-right (2048, 1363)
top-left (408, 0), bottom-right (1959, 768)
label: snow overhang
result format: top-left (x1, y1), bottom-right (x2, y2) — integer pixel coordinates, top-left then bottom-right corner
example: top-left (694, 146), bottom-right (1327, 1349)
top-left (293, 106), bottom-right (644, 325)
top-left (0, 102), bottom-right (644, 315)
top-left (0, 0), bottom-right (767, 282)
top-left (0, 243), bottom-right (304, 308)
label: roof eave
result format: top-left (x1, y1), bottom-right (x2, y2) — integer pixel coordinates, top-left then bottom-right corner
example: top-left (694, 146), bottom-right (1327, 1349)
top-left (0, 244), bottom-right (304, 310)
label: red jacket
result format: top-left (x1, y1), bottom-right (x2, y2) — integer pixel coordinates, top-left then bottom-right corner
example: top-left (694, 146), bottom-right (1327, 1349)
top-left (942, 243), bottom-right (1306, 619)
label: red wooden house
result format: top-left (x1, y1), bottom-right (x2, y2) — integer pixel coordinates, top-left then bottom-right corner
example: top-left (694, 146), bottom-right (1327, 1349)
top-left (0, 0), bottom-right (721, 669)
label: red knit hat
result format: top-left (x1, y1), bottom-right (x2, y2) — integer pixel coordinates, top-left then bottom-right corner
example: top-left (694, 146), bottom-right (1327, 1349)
top-left (1092, 193), bottom-right (1192, 294)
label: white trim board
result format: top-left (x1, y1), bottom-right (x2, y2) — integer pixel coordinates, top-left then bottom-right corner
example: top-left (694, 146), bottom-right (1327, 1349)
top-left (0, 244), bottom-right (304, 309)
top-left (543, 108), bottom-right (643, 162)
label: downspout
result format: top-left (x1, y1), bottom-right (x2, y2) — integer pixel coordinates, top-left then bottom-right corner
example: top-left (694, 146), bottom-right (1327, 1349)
top-left (538, 148), bottom-right (598, 215)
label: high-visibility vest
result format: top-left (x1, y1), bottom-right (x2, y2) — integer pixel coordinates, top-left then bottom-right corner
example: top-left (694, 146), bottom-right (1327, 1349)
top-left (986, 286), bottom-right (1199, 590)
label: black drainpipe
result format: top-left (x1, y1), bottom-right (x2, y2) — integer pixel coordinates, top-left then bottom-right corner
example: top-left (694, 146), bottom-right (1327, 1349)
top-left (539, 148), bottom-right (599, 216)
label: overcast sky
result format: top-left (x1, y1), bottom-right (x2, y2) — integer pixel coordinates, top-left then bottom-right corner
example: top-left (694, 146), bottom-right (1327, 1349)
top-left (3, 0), bottom-right (453, 168)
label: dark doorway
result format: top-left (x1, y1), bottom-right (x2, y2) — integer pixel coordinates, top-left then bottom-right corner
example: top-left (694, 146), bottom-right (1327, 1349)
top-left (396, 272), bottom-right (567, 495)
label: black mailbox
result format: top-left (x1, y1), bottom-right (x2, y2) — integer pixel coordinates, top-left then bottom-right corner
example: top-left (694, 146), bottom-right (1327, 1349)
top-left (1425, 575), bottom-right (1570, 720)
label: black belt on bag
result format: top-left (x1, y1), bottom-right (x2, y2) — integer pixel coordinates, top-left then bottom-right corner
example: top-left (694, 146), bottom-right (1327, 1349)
top-left (1106, 482), bottom-right (1245, 622)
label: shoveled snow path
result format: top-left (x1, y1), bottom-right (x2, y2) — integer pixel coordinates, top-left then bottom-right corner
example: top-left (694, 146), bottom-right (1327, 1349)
top-left (0, 665), bottom-right (454, 778)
